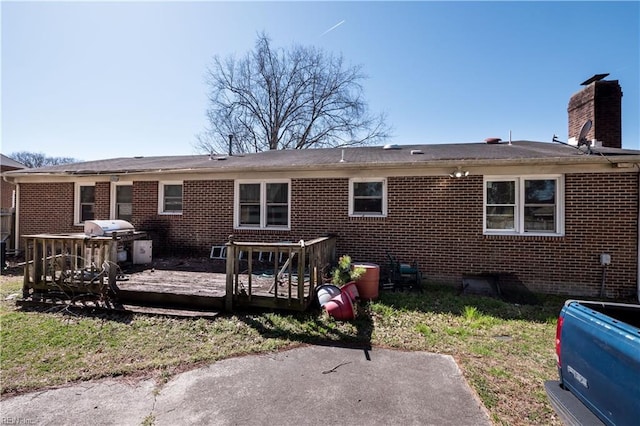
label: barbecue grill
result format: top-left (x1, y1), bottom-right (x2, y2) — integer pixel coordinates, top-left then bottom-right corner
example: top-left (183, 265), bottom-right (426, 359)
top-left (84, 220), bottom-right (136, 237)
top-left (83, 220), bottom-right (150, 263)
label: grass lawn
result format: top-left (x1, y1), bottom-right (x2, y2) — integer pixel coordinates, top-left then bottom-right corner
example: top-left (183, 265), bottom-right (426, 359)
top-left (0, 275), bottom-right (564, 425)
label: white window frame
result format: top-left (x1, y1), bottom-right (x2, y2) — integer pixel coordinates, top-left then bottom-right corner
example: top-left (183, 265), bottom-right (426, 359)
top-left (109, 181), bottom-right (133, 220)
top-left (234, 179), bottom-right (291, 230)
top-left (483, 175), bottom-right (564, 236)
top-left (349, 178), bottom-right (387, 217)
top-left (74, 182), bottom-right (96, 225)
top-left (158, 181), bottom-right (183, 215)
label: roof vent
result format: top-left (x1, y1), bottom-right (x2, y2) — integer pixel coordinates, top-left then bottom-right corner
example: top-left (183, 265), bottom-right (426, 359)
top-left (485, 138), bottom-right (501, 144)
top-left (410, 149), bottom-right (423, 155)
top-left (383, 144), bottom-right (401, 150)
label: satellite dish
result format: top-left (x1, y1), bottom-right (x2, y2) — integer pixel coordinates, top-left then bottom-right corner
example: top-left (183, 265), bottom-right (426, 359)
top-left (577, 119), bottom-right (592, 147)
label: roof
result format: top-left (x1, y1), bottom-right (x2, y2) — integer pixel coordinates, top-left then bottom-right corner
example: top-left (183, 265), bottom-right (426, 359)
top-left (4, 141), bottom-right (640, 177)
top-left (0, 154), bottom-right (27, 170)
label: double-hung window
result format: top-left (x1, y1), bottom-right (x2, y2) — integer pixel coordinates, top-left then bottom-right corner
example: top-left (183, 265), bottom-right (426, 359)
top-left (349, 178), bottom-right (387, 217)
top-left (158, 181), bottom-right (183, 214)
top-left (236, 180), bottom-right (290, 229)
top-left (111, 182), bottom-right (133, 221)
top-left (484, 175), bottom-right (563, 235)
top-left (74, 183), bottom-right (95, 224)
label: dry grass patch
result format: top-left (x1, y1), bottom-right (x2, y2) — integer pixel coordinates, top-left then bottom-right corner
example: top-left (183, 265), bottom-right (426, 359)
top-left (1, 276), bottom-right (564, 425)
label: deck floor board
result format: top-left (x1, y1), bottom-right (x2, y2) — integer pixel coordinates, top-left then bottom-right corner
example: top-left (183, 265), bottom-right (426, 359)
top-left (115, 268), bottom-right (310, 300)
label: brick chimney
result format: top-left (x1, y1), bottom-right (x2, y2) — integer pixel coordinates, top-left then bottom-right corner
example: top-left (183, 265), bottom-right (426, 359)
top-left (568, 74), bottom-right (622, 148)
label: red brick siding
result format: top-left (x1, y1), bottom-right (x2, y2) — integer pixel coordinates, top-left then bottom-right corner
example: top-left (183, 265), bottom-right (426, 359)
top-left (19, 182), bottom-right (76, 237)
top-left (94, 182), bottom-right (110, 219)
top-left (174, 180), bottom-right (235, 252)
top-left (16, 172), bottom-right (639, 298)
top-left (287, 174), bottom-right (637, 299)
top-left (568, 80), bottom-right (622, 149)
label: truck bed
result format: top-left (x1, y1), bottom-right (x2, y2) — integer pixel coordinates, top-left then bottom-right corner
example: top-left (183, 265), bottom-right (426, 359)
top-left (577, 300), bottom-right (640, 328)
top-left (552, 300), bottom-right (640, 426)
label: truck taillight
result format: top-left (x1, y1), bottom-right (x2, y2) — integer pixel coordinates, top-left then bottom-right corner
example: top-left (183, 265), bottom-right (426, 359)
top-left (555, 316), bottom-right (563, 367)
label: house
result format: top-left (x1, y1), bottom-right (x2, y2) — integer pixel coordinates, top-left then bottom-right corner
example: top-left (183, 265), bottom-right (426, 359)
top-left (4, 76), bottom-right (639, 300)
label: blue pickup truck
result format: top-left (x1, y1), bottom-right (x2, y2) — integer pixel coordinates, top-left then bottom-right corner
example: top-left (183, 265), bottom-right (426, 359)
top-left (545, 300), bottom-right (640, 425)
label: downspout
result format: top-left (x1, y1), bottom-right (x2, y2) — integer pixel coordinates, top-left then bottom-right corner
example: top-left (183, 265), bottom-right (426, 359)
top-left (14, 183), bottom-right (20, 253)
top-left (637, 168), bottom-right (640, 303)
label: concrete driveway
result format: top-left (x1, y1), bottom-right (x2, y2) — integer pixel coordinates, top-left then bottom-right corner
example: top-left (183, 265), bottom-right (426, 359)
top-left (1, 345), bottom-right (491, 425)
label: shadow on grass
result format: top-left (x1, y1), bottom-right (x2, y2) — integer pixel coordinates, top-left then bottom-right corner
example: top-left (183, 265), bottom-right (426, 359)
top-left (234, 302), bottom-right (375, 354)
top-left (16, 301), bottom-right (136, 324)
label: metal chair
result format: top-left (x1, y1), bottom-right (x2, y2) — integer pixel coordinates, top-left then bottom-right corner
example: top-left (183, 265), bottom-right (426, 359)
top-left (386, 252), bottom-right (422, 291)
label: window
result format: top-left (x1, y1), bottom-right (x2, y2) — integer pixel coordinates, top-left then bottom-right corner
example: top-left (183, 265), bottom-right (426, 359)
top-left (158, 182), bottom-right (183, 214)
top-left (349, 178), bottom-right (387, 217)
top-left (239, 183), bottom-right (261, 226)
top-left (484, 175), bottom-right (563, 235)
top-left (236, 180), bottom-right (290, 229)
top-left (110, 183), bottom-right (133, 221)
top-left (74, 183), bottom-right (95, 224)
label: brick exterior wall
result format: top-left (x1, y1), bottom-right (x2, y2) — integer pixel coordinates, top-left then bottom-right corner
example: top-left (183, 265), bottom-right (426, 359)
top-left (568, 80), bottom-right (622, 148)
top-left (16, 172), bottom-right (639, 299)
top-left (94, 182), bottom-right (111, 219)
top-left (19, 182), bottom-right (77, 235)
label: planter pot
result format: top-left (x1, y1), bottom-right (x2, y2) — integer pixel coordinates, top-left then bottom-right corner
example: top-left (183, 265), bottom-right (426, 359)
top-left (340, 281), bottom-right (359, 302)
top-left (353, 263), bottom-right (380, 300)
top-left (316, 284), bottom-right (341, 307)
top-left (324, 293), bottom-right (355, 321)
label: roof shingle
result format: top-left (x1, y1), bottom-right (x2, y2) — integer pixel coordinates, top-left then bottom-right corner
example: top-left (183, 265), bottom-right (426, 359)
top-left (5, 141), bottom-right (639, 176)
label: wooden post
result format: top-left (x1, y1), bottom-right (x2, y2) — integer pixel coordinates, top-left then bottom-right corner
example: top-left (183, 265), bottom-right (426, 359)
top-left (298, 242), bottom-right (306, 308)
top-left (225, 236), bottom-right (235, 312)
top-left (247, 247), bottom-right (252, 300)
top-left (109, 235), bottom-right (118, 294)
top-left (22, 238), bottom-right (31, 298)
top-left (37, 238), bottom-right (45, 287)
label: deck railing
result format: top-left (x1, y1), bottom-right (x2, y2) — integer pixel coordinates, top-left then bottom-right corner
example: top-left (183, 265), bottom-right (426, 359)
top-left (225, 236), bottom-right (337, 311)
top-left (21, 234), bottom-right (119, 298)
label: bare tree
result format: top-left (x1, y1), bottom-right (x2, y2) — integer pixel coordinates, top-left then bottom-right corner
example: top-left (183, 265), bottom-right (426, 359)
top-left (196, 33), bottom-right (390, 154)
top-left (9, 152), bottom-right (79, 168)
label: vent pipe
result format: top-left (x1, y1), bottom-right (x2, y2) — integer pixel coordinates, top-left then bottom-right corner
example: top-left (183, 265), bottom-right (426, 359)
top-left (228, 134), bottom-right (233, 156)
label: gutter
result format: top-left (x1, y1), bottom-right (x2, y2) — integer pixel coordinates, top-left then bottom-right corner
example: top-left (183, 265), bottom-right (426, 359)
top-left (4, 153), bottom-right (640, 180)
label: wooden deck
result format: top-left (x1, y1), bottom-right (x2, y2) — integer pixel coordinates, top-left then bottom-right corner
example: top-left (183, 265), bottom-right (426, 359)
top-left (20, 235), bottom-right (336, 313)
top-left (114, 265), bottom-right (312, 311)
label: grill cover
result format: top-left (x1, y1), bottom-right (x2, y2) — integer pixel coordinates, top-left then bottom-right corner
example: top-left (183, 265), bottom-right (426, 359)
top-left (84, 220), bottom-right (135, 236)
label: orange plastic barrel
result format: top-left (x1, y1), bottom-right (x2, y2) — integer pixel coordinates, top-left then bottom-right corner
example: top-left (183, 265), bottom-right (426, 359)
top-left (353, 263), bottom-right (380, 300)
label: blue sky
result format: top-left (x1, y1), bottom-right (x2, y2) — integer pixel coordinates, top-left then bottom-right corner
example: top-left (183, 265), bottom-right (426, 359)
top-left (2, 1), bottom-right (639, 161)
